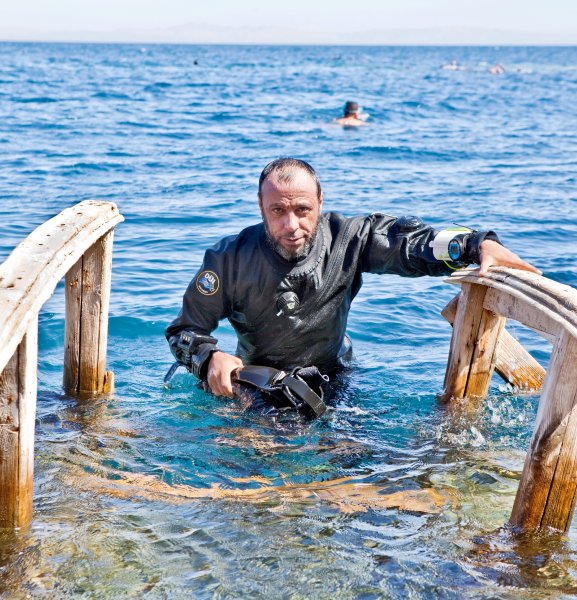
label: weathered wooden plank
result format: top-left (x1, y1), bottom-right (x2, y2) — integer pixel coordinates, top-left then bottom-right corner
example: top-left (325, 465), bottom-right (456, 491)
top-left (440, 294), bottom-right (460, 324)
top-left (448, 267), bottom-right (577, 339)
top-left (442, 293), bottom-right (545, 391)
top-left (495, 332), bottom-right (546, 392)
top-left (464, 308), bottom-right (506, 398)
top-left (0, 346), bottom-right (19, 429)
top-left (0, 201), bottom-right (123, 375)
top-left (96, 231), bottom-right (113, 393)
top-left (541, 401), bottom-right (577, 531)
top-left (63, 232), bottom-right (115, 395)
top-left (510, 332), bottom-right (577, 531)
top-left (63, 257), bottom-right (82, 394)
top-left (102, 371), bottom-right (114, 394)
top-left (442, 283), bottom-right (489, 400)
top-left (443, 290), bottom-right (505, 398)
top-left (79, 231), bottom-right (114, 393)
top-left (483, 288), bottom-right (560, 342)
top-left (0, 349), bottom-right (19, 527)
top-left (16, 317), bottom-right (37, 527)
top-left (0, 317), bottom-right (37, 528)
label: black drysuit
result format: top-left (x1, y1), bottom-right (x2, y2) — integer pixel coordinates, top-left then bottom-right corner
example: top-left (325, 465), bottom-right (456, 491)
top-left (166, 212), bottom-right (496, 378)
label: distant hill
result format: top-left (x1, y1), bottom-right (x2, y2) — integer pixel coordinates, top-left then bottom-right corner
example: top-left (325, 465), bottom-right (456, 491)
top-left (1, 24), bottom-right (575, 45)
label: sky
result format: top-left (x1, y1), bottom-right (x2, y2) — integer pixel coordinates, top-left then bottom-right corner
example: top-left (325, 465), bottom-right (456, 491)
top-left (1, 0), bottom-right (576, 44)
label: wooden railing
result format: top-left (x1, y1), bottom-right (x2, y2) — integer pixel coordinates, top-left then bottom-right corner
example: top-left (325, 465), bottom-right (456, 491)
top-left (443, 267), bottom-right (577, 532)
top-left (0, 201), bottom-right (123, 529)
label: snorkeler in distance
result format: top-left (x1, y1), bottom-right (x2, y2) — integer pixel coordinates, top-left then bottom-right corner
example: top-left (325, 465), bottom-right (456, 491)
top-left (441, 59), bottom-right (464, 71)
top-left (334, 101), bottom-right (367, 127)
top-left (166, 158), bottom-right (540, 413)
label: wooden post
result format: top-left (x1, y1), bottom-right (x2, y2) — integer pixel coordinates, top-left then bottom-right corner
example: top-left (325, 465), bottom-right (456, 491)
top-left (0, 201), bottom-right (122, 530)
top-left (441, 268), bottom-right (577, 531)
top-left (442, 283), bottom-right (506, 400)
top-left (510, 331), bottom-right (577, 532)
top-left (0, 317), bottom-right (37, 529)
top-left (64, 231), bottom-right (114, 395)
top-left (442, 293), bottom-right (545, 391)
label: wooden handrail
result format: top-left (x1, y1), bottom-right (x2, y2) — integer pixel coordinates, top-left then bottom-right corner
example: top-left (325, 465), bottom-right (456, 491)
top-left (0, 201), bottom-right (124, 374)
top-left (443, 266), bottom-right (577, 532)
top-left (441, 293), bottom-right (546, 392)
top-left (0, 201), bottom-right (123, 529)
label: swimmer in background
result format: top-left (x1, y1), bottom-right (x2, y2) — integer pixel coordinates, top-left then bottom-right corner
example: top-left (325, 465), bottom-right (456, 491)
top-left (490, 63), bottom-right (505, 75)
top-left (334, 101), bottom-right (367, 127)
top-left (442, 59), bottom-right (464, 71)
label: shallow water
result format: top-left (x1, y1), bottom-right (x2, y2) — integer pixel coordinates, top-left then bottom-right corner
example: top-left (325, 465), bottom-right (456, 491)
top-left (0, 43), bottom-right (576, 598)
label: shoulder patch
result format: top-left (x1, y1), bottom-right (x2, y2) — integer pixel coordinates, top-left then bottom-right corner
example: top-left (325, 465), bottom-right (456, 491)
top-left (196, 270), bottom-right (220, 296)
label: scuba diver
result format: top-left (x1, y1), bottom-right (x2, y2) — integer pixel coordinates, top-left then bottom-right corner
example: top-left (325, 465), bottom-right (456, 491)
top-left (166, 158), bottom-right (540, 417)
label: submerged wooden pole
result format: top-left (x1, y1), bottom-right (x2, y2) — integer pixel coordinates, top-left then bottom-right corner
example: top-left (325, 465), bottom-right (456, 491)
top-left (0, 317), bottom-right (37, 529)
top-left (442, 282), bottom-right (506, 400)
top-left (442, 293), bottom-right (545, 391)
top-left (510, 331), bottom-right (577, 532)
top-left (64, 230), bottom-right (114, 395)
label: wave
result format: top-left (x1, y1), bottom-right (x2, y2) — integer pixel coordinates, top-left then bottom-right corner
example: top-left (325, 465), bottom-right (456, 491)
top-left (57, 162), bottom-right (134, 173)
top-left (350, 145), bottom-right (468, 161)
top-left (12, 96), bottom-right (58, 103)
top-left (117, 120), bottom-right (160, 129)
top-left (143, 82), bottom-right (173, 91)
top-left (92, 91), bottom-right (133, 100)
top-left (108, 315), bottom-right (167, 338)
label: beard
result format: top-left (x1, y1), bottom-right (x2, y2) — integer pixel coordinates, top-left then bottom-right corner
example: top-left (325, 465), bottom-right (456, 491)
top-left (264, 219), bottom-right (319, 261)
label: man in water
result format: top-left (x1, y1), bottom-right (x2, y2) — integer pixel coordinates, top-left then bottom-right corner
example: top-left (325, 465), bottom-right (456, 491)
top-left (334, 101), bottom-right (366, 127)
top-left (166, 158), bottom-right (540, 399)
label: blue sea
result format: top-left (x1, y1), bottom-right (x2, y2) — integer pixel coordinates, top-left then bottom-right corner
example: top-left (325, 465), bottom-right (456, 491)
top-left (0, 42), bottom-right (576, 598)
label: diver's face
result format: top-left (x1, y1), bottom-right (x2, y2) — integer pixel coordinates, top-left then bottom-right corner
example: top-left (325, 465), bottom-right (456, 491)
top-left (259, 170), bottom-right (322, 261)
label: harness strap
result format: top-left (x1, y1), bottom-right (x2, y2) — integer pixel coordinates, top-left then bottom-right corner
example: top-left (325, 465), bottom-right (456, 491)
top-left (234, 365), bottom-right (327, 417)
top-left (234, 365), bottom-right (285, 390)
top-left (282, 375), bottom-right (326, 417)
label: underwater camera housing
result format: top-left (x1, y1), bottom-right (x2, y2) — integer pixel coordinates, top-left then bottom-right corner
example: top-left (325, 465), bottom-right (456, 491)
top-left (447, 233), bottom-right (471, 262)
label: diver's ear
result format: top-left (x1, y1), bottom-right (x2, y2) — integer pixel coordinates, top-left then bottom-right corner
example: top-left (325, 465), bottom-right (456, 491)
top-left (318, 192), bottom-right (323, 211)
top-left (258, 193), bottom-right (263, 215)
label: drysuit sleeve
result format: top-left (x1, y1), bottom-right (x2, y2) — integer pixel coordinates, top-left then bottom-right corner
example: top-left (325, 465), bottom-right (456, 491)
top-left (165, 245), bottom-right (231, 379)
top-left (361, 214), bottom-right (500, 277)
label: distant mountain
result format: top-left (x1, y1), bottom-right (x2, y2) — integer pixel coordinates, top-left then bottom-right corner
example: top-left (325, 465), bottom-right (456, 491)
top-left (0, 24), bottom-right (575, 45)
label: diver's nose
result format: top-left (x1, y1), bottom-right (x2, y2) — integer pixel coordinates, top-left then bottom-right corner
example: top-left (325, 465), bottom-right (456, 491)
top-left (284, 211), bottom-right (299, 233)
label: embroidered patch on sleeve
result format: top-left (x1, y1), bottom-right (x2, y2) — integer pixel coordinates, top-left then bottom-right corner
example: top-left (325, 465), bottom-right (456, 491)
top-left (196, 270), bottom-right (220, 296)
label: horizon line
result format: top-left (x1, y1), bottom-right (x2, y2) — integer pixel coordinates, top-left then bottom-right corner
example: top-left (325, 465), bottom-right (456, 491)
top-left (1, 39), bottom-right (576, 47)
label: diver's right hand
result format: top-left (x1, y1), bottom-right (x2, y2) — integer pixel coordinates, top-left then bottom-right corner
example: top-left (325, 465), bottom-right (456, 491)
top-left (206, 351), bottom-right (244, 398)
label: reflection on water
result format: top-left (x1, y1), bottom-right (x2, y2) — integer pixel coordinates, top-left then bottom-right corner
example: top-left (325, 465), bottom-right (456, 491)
top-left (464, 528), bottom-right (577, 595)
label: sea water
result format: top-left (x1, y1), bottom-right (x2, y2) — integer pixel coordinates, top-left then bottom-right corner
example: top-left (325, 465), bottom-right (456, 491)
top-left (0, 43), bottom-right (576, 598)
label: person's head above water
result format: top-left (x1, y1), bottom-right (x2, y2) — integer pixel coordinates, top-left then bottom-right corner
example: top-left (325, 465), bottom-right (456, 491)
top-left (334, 101), bottom-right (366, 126)
top-left (258, 158), bottom-right (323, 262)
top-left (343, 101), bottom-right (360, 117)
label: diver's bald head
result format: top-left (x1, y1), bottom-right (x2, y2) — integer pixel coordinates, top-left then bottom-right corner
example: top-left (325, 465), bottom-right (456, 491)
top-left (258, 158), bottom-right (322, 203)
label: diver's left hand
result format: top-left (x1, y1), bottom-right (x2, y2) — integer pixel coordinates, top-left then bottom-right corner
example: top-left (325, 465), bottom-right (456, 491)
top-left (478, 239), bottom-right (542, 277)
